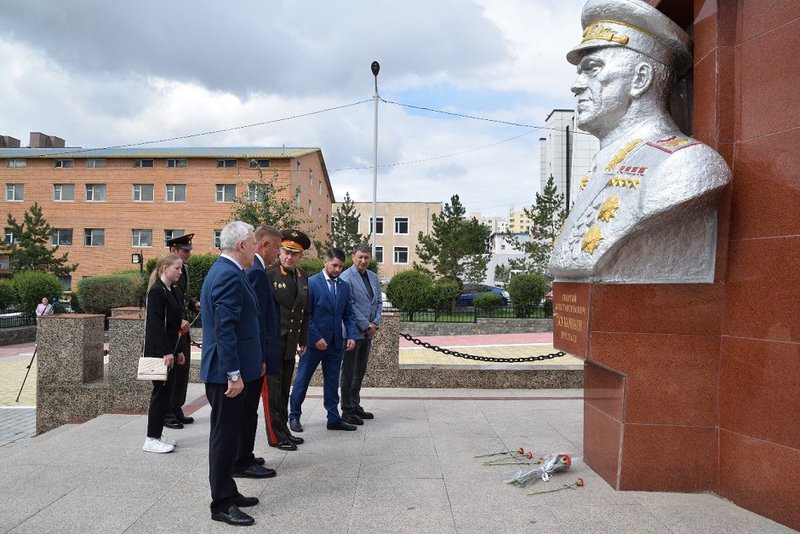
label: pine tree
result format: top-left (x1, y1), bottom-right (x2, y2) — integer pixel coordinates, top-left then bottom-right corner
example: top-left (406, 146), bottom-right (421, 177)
top-left (508, 175), bottom-right (568, 277)
top-left (415, 194), bottom-right (492, 285)
top-left (5, 202), bottom-right (78, 278)
top-left (229, 162), bottom-right (306, 231)
top-left (322, 192), bottom-right (367, 254)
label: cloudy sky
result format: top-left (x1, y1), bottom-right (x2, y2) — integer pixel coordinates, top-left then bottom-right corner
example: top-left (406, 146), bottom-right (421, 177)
top-left (0, 0), bottom-right (586, 216)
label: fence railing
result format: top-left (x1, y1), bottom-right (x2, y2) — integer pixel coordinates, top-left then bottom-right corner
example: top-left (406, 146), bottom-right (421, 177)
top-left (388, 305), bottom-right (550, 323)
top-left (0, 312), bottom-right (37, 329)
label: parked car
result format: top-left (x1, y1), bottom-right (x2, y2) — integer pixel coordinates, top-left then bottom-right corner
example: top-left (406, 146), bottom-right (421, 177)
top-left (455, 284), bottom-right (510, 306)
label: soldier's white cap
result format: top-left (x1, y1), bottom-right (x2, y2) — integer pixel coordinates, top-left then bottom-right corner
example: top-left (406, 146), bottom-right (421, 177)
top-left (567, 0), bottom-right (692, 75)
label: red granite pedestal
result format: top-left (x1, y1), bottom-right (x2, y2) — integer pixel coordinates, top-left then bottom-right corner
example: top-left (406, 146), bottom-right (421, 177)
top-left (554, 282), bottom-right (723, 492)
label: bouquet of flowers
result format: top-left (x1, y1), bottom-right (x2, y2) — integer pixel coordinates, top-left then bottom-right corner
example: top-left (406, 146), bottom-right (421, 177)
top-left (506, 452), bottom-right (572, 487)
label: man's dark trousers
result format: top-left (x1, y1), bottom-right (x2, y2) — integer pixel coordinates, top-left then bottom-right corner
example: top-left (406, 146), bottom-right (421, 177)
top-left (206, 382), bottom-right (244, 514)
top-left (290, 347), bottom-right (344, 424)
top-left (234, 376), bottom-right (263, 471)
top-left (341, 338), bottom-right (371, 417)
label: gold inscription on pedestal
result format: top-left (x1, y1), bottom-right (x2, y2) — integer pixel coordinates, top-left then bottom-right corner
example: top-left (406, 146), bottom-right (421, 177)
top-left (552, 286), bottom-right (591, 357)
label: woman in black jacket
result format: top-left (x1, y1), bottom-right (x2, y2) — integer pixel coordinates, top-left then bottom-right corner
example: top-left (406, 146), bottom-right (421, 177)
top-left (143, 253), bottom-right (189, 454)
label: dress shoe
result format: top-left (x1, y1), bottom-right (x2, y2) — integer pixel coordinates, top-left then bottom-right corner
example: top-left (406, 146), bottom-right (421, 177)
top-left (233, 464), bottom-right (277, 479)
top-left (355, 409), bottom-right (374, 419)
top-left (287, 435), bottom-right (304, 445)
top-left (163, 418), bottom-right (184, 430)
top-left (327, 420), bottom-right (357, 431)
top-left (232, 495), bottom-right (259, 508)
top-left (211, 505), bottom-right (254, 526)
top-left (342, 414), bottom-right (364, 425)
top-left (289, 419), bottom-right (303, 433)
top-left (269, 440), bottom-right (297, 451)
top-left (174, 412), bottom-right (194, 424)
top-left (253, 457), bottom-right (265, 466)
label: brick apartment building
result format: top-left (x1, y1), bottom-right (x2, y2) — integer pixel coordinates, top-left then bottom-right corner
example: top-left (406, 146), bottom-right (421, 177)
top-left (0, 133), bottom-right (334, 289)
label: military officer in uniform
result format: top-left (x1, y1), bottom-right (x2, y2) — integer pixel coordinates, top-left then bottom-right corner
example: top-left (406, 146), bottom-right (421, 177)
top-left (550, 0), bottom-right (731, 284)
top-left (164, 233), bottom-right (199, 428)
top-left (266, 229), bottom-right (310, 442)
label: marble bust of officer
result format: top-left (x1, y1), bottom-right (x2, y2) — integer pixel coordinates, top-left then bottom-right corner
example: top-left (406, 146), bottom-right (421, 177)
top-left (549, 0), bottom-right (732, 284)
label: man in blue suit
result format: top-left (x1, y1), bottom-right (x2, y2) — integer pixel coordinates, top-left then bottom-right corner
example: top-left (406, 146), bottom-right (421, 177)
top-left (289, 248), bottom-right (359, 431)
top-left (200, 221), bottom-right (266, 527)
top-left (339, 244), bottom-right (382, 425)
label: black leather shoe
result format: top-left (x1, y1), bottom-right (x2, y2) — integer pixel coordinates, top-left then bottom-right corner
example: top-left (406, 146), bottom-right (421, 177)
top-left (287, 435), bottom-right (304, 445)
top-left (327, 420), bottom-right (357, 431)
top-left (342, 414), bottom-right (364, 425)
top-left (233, 464), bottom-right (277, 479)
top-left (270, 440), bottom-right (297, 451)
top-left (355, 409), bottom-right (374, 419)
top-left (232, 495), bottom-right (259, 508)
top-left (289, 419), bottom-right (303, 433)
top-left (211, 505), bottom-right (254, 526)
top-left (253, 457), bottom-right (265, 466)
top-left (174, 413), bottom-right (194, 424)
top-left (163, 419), bottom-right (184, 430)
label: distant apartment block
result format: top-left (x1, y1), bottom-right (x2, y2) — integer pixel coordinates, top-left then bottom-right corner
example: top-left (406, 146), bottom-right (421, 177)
top-left (336, 201), bottom-right (442, 279)
top-left (506, 210), bottom-right (532, 234)
top-left (539, 109), bottom-right (599, 209)
top-left (0, 133), bottom-right (334, 287)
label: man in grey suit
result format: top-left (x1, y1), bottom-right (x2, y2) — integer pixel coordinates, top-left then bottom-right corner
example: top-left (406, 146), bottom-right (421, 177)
top-left (338, 244), bottom-right (382, 425)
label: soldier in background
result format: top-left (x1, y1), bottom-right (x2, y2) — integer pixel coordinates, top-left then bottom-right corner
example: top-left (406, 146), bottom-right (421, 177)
top-left (164, 233), bottom-right (199, 429)
top-left (266, 229), bottom-right (310, 442)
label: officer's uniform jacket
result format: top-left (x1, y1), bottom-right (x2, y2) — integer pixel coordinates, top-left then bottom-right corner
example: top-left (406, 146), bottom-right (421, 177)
top-left (550, 122), bottom-right (731, 283)
top-left (266, 263), bottom-right (309, 360)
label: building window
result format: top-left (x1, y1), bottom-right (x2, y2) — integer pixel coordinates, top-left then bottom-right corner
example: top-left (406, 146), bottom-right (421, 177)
top-left (131, 229), bottom-right (153, 247)
top-left (53, 184), bottom-right (75, 201)
top-left (394, 217), bottom-right (409, 235)
top-left (393, 246), bottom-right (409, 264)
top-left (215, 184), bottom-right (236, 202)
top-left (247, 184), bottom-right (267, 202)
top-left (166, 159), bottom-right (187, 168)
top-left (308, 170), bottom-right (313, 186)
top-left (54, 160), bottom-right (74, 168)
top-left (132, 184), bottom-right (154, 202)
top-left (5, 184), bottom-right (24, 201)
top-left (59, 276), bottom-right (72, 291)
top-left (295, 189), bottom-right (301, 208)
top-left (84, 229), bottom-right (105, 247)
top-left (164, 229), bottom-right (184, 247)
top-left (134, 159), bottom-right (154, 168)
top-left (317, 207), bottom-right (322, 220)
top-left (85, 184), bottom-right (107, 202)
top-left (216, 159), bottom-right (237, 168)
top-left (51, 229), bottom-right (73, 246)
top-left (307, 199), bottom-right (312, 215)
top-left (165, 184), bottom-right (186, 202)
top-left (369, 216), bottom-right (384, 235)
top-left (6, 159), bottom-right (26, 168)
top-left (249, 159), bottom-right (270, 168)
top-left (318, 180), bottom-right (322, 194)
top-left (85, 159), bottom-right (106, 168)
top-left (4, 228), bottom-right (16, 245)
top-left (375, 246), bottom-right (384, 263)
top-left (213, 230), bottom-right (222, 249)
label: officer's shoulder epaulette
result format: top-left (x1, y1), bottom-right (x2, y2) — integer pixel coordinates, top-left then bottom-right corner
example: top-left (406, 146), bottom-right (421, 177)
top-left (646, 135), bottom-right (700, 154)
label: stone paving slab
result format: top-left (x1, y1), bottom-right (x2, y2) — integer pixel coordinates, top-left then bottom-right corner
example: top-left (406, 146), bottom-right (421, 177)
top-left (0, 384), bottom-right (794, 533)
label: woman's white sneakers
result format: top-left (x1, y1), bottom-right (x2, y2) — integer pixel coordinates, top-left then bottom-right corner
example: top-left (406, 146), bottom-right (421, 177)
top-left (143, 437), bottom-right (175, 453)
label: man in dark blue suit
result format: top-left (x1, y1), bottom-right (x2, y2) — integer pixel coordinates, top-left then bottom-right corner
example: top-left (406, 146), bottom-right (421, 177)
top-left (289, 248), bottom-right (358, 431)
top-left (200, 221), bottom-right (266, 527)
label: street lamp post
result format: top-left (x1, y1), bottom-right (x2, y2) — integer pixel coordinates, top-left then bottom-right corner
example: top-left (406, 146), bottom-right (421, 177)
top-left (371, 61), bottom-right (380, 258)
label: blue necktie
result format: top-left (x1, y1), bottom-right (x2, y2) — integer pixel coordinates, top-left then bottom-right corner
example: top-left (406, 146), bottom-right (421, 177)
top-left (328, 278), bottom-right (336, 297)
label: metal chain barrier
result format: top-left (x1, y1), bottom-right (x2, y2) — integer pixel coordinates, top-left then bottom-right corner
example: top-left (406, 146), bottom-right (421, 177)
top-left (400, 332), bottom-right (566, 363)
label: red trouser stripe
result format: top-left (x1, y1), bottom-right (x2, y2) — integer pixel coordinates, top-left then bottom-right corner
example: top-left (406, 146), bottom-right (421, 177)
top-left (261, 377), bottom-right (278, 445)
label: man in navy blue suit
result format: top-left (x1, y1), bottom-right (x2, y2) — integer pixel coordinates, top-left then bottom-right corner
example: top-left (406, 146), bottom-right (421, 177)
top-left (200, 221), bottom-right (266, 527)
top-left (289, 248), bottom-right (359, 431)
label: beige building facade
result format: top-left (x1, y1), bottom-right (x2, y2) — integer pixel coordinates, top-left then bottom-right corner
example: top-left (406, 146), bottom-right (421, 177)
top-left (337, 201), bottom-right (442, 279)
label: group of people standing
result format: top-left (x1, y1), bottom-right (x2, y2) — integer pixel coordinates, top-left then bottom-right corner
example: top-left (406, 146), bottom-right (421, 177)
top-left (141, 221), bottom-right (382, 527)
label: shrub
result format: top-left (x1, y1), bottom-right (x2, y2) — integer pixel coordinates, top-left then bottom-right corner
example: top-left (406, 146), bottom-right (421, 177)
top-left (186, 253), bottom-right (218, 304)
top-left (386, 270), bottom-right (433, 312)
top-left (76, 272), bottom-right (146, 315)
top-left (507, 273), bottom-right (548, 317)
top-left (299, 258), bottom-right (324, 277)
top-left (474, 292), bottom-right (504, 309)
top-left (0, 279), bottom-right (17, 311)
top-left (427, 279), bottom-right (460, 310)
top-left (13, 271), bottom-right (63, 314)
top-left (543, 298), bottom-right (554, 317)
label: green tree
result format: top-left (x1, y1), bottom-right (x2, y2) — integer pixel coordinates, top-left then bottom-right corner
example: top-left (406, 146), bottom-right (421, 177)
top-left (494, 263), bottom-right (513, 286)
top-left (386, 269), bottom-right (432, 312)
top-left (414, 195), bottom-right (491, 285)
top-left (508, 175), bottom-right (568, 277)
top-left (507, 273), bottom-right (548, 317)
top-left (13, 271), bottom-right (63, 314)
top-left (228, 162), bottom-right (305, 230)
top-left (318, 192), bottom-right (366, 255)
top-left (5, 202), bottom-right (78, 278)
